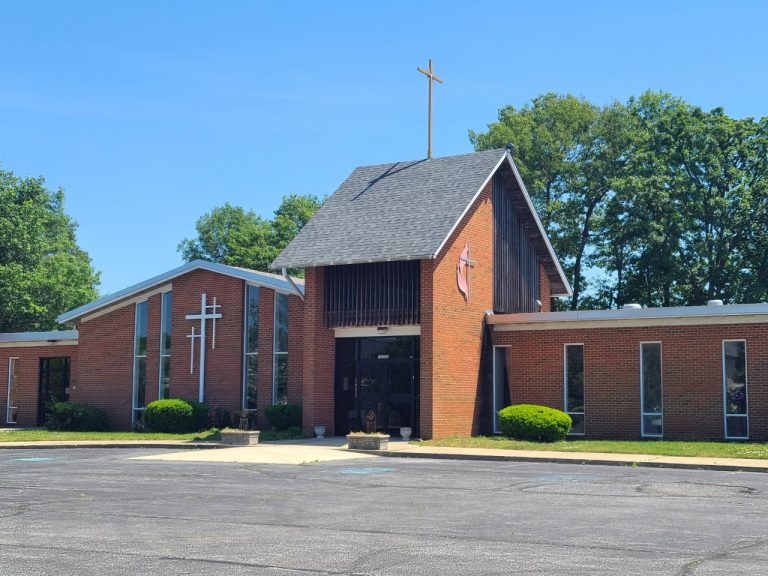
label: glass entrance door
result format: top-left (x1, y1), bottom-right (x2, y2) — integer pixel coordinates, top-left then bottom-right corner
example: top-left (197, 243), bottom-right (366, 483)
top-left (334, 336), bottom-right (419, 436)
top-left (358, 362), bottom-right (386, 433)
top-left (38, 357), bottom-right (71, 426)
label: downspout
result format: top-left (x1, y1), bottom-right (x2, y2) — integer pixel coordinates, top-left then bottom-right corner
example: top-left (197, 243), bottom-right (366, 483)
top-left (282, 268), bottom-right (305, 301)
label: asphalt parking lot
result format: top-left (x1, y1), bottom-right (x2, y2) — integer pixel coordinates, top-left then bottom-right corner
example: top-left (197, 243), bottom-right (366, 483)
top-left (1, 448), bottom-right (767, 575)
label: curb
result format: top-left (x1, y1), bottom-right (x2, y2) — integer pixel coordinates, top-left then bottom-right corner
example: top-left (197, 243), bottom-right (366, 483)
top-left (0, 442), bottom-right (226, 450)
top-left (347, 449), bottom-right (768, 474)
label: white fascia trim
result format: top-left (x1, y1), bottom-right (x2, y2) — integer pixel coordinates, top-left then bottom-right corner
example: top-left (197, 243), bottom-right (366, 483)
top-left (334, 325), bottom-right (421, 338)
top-left (57, 260), bottom-right (302, 324)
top-left (505, 154), bottom-right (572, 297)
top-left (80, 284), bottom-right (172, 323)
top-left (431, 151), bottom-right (507, 260)
top-left (0, 339), bottom-right (78, 348)
top-left (492, 305), bottom-right (768, 331)
top-left (0, 330), bottom-right (79, 343)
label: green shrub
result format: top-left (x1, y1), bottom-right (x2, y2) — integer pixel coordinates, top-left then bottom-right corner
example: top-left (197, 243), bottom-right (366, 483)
top-left (264, 404), bottom-right (302, 430)
top-left (498, 404), bottom-right (572, 442)
top-left (45, 401), bottom-right (110, 431)
top-left (209, 406), bottom-right (232, 429)
top-left (144, 399), bottom-right (194, 433)
top-left (189, 402), bottom-right (211, 431)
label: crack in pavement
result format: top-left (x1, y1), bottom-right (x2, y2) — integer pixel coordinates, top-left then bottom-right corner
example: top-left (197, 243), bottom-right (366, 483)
top-left (677, 537), bottom-right (768, 575)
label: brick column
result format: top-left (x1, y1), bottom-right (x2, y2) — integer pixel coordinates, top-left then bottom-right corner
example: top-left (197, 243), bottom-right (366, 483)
top-left (301, 267), bottom-right (336, 436)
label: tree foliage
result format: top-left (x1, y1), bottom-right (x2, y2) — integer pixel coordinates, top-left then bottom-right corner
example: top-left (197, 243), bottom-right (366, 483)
top-left (472, 91), bottom-right (768, 309)
top-left (0, 169), bottom-right (100, 331)
top-left (178, 194), bottom-right (323, 275)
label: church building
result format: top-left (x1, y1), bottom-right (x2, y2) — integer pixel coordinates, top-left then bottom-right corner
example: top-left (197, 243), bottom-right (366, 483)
top-left (1, 148), bottom-right (766, 441)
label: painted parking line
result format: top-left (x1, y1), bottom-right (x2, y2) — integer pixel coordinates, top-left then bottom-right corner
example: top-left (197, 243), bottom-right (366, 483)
top-left (533, 473), bottom-right (600, 482)
top-left (11, 457), bottom-right (60, 462)
top-left (339, 467), bottom-right (395, 475)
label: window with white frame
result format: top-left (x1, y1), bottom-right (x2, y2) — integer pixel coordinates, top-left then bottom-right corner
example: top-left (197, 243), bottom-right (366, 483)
top-left (640, 342), bottom-right (663, 437)
top-left (244, 285), bottom-right (260, 410)
top-left (158, 291), bottom-right (172, 399)
top-left (723, 340), bottom-right (748, 439)
top-left (273, 292), bottom-right (288, 405)
top-left (564, 344), bottom-right (584, 435)
top-left (132, 301), bottom-right (148, 423)
top-left (6, 357), bottom-right (18, 424)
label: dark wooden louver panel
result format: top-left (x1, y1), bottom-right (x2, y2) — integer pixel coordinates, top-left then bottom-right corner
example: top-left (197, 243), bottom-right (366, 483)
top-left (493, 174), bottom-right (540, 313)
top-left (325, 261), bottom-right (420, 327)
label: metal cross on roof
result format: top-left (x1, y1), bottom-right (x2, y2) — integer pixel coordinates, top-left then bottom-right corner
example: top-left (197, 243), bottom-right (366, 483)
top-left (417, 59), bottom-right (443, 159)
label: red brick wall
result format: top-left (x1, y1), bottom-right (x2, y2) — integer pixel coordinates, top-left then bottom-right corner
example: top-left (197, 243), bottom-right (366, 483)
top-left (300, 267), bottom-right (335, 436)
top-left (421, 181), bottom-right (495, 439)
top-left (493, 322), bottom-right (768, 440)
top-left (539, 263), bottom-right (552, 312)
top-left (71, 268), bottom-right (303, 430)
top-left (0, 345), bottom-right (78, 427)
top-left (75, 300), bottom-right (135, 430)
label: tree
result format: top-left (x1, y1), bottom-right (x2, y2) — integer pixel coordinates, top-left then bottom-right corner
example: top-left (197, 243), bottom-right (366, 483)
top-left (0, 169), bottom-right (100, 332)
top-left (178, 194), bottom-right (323, 275)
top-left (471, 93), bottom-right (627, 309)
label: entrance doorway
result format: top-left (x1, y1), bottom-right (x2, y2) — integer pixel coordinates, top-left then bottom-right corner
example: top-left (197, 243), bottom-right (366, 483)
top-left (38, 357), bottom-right (70, 426)
top-left (335, 336), bottom-right (419, 437)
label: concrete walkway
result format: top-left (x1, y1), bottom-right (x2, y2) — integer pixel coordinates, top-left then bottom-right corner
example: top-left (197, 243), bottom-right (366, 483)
top-left (380, 442), bottom-right (768, 472)
top-left (2, 435), bottom-right (768, 472)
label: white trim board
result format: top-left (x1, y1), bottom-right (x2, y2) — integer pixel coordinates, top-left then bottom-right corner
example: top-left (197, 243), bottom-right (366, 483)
top-left (492, 313), bottom-right (768, 332)
top-left (0, 339), bottom-right (78, 349)
top-left (81, 284), bottom-right (172, 323)
top-left (57, 260), bottom-right (304, 324)
top-left (334, 325), bottom-right (421, 338)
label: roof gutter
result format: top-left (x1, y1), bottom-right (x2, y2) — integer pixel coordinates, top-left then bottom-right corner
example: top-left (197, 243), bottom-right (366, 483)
top-left (282, 268), bottom-right (305, 301)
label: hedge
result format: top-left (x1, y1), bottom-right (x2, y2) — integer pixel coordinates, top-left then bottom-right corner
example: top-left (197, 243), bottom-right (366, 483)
top-left (498, 404), bottom-right (572, 442)
top-left (264, 404), bottom-right (302, 430)
top-left (143, 399), bottom-right (213, 433)
top-left (45, 401), bottom-right (110, 431)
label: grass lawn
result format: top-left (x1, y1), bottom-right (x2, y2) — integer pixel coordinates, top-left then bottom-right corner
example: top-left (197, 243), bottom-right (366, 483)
top-left (418, 436), bottom-right (768, 460)
top-left (0, 427), bottom-right (307, 443)
top-left (0, 429), bottom-right (221, 443)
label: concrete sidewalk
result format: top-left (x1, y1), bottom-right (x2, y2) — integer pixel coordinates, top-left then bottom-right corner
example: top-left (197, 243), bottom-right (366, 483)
top-left (2, 436), bottom-right (768, 472)
top-left (378, 442), bottom-right (768, 473)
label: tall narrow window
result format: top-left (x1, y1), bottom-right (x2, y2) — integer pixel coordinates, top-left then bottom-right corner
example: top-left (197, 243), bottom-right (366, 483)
top-left (641, 342), bottom-right (663, 437)
top-left (132, 301), bottom-right (148, 423)
top-left (273, 292), bottom-right (289, 404)
top-left (723, 340), bottom-right (748, 439)
top-left (244, 285), bottom-right (260, 410)
top-left (564, 345), bottom-right (584, 435)
top-left (159, 291), bottom-right (172, 399)
top-left (6, 357), bottom-right (18, 424)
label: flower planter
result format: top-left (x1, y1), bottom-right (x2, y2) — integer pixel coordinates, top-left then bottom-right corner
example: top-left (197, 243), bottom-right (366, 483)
top-left (346, 434), bottom-right (390, 451)
top-left (399, 427), bottom-right (412, 441)
top-left (220, 430), bottom-right (260, 446)
top-left (314, 425), bottom-right (326, 439)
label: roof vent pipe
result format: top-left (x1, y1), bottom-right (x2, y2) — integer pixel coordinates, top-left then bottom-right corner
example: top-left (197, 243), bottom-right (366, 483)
top-left (623, 303), bottom-right (642, 310)
top-left (707, 299), bottom-right (724, 306)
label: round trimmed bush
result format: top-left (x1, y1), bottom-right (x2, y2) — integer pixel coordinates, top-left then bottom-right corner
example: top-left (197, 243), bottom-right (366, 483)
top-left (143, 399), bottom-right (195, 433)
top-left (498, 404), bottom-right (572, 442)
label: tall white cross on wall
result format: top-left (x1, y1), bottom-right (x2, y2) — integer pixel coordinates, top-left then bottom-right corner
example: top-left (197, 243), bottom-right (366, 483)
top-left (185, 293), bottom-right (222, 403)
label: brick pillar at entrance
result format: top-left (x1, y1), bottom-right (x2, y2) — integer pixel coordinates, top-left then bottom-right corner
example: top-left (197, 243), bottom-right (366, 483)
top-left (301, 267), bottom-right (336, 436)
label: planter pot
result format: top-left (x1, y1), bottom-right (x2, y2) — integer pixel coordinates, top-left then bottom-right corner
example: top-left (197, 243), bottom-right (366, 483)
top-left (220, 430), bottom-right (260, 446)
top-left (399, 427), bottom-right (412, 441)
top-left (313, 425), bottom-right (326, 439)
top-left (346, 434), bottom-right (390, 451)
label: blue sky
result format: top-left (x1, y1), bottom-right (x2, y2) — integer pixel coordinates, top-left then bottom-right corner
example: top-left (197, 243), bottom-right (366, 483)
top-left (2, 1), bottom-right (767, 295)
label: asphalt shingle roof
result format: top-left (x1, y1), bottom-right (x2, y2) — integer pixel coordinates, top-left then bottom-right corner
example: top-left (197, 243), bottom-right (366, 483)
top-left (271, 149), bottom-right (508, 269)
